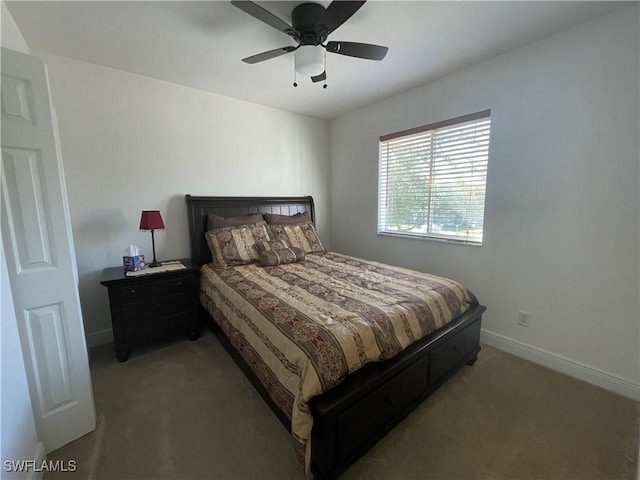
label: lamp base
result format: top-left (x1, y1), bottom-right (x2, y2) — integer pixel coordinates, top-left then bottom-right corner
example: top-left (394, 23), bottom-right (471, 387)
top-left (148, 229), bottom-right (161, 268)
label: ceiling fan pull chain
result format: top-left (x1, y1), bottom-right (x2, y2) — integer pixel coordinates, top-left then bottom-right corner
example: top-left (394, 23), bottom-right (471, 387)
top-left (293, 62), bottom-right (298, 87)
top-left (323, 50), bottom-right (328, 89)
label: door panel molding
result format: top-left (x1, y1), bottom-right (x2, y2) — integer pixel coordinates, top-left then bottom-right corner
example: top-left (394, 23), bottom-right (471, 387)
top-left (24, 302), bottom-right (75, 417)
top-left (2, 146), bottom-right (56, 271)
top-left (1, 73), bottom-right (36, 126)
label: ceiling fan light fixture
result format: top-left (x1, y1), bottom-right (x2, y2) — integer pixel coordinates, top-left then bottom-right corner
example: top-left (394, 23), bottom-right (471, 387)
top-left (295, 45), bottom-right (324, 76)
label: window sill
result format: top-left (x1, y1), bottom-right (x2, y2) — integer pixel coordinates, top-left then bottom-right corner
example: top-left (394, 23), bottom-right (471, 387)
top-left (377, 231), bottom-right (482, 247)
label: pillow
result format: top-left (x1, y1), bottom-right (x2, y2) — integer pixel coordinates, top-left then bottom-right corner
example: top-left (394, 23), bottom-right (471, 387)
top-left (205, 221), bottom-right (272, 268)
top-left (255, 240), bottom-right (305, 266)
top-left (264, 211), bottom-right (311, 225)
top-left (268, 222), bottom-right (325, 254)
top-left (207, 213), bottom-right (263, 231)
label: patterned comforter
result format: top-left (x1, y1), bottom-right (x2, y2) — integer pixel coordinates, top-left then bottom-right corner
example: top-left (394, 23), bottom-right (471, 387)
top-left (199, 251), bottom-right (477, 466)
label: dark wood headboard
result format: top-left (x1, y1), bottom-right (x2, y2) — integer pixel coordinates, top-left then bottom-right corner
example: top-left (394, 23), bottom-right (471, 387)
top-left (185, 195), bottom-right (315, 266)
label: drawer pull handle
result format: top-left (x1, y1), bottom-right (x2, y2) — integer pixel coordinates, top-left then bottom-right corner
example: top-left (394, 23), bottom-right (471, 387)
top-left (130, 289), bottom-right (136, 295)
top-left (177, 281), bottom-right (183, 286)
top-left (384, 395), bottom-right (397, 406)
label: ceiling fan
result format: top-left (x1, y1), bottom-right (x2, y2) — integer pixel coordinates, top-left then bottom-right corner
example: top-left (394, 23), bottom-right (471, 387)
top-left (231, 0), bottom-right (389, 86)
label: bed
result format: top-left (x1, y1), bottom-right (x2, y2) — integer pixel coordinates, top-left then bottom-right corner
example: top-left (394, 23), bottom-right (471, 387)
top-left (185, 195), bottom-right (486, 480)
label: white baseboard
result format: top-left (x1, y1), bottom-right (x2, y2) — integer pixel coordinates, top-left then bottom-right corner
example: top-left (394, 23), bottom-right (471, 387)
top-left (26, 442), bottom-right (45, 480)
top-left (480, 329), bottom-right (639, 401)
top-left (85, 328), bottom-right (113, 347)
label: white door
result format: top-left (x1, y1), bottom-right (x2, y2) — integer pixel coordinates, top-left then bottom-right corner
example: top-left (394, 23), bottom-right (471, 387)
top-left (1, 47), bottom-right (96, 452)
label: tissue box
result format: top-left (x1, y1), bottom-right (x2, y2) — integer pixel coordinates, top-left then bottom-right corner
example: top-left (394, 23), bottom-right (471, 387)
top-left (123, 255), bottom-right (145, 272)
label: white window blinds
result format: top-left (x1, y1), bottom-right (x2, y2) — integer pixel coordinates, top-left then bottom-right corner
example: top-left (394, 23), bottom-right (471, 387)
top-left (378, 110), bottom-right (491, 244)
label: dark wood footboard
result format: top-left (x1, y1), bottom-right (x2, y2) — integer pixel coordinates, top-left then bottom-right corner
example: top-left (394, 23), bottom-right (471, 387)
top-left (309, 303), bottom-right (484, 479)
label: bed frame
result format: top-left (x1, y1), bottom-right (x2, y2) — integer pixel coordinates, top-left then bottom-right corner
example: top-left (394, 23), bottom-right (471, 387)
top-left (185, 195), bottom-right (486, 480)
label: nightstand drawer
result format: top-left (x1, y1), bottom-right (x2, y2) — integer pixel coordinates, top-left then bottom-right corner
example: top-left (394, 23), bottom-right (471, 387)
top-left (126, 312), bottom-right (190, 343)
top-left (117, 276), bottom-right (193, 301)
top-left (121, 293), bottom-right (191, 324)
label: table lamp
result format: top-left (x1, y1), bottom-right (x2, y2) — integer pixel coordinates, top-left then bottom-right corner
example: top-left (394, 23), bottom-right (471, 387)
top-left (139, 210), bottom-right (165, 267)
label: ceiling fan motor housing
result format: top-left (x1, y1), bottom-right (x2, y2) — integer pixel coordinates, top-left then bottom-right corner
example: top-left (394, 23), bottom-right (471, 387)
top-left (292, 3), bottom-right (328, 45)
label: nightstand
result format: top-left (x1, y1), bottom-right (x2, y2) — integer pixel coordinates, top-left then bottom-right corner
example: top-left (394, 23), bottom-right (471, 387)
top-left (100, 258), bottom-right (200, 362)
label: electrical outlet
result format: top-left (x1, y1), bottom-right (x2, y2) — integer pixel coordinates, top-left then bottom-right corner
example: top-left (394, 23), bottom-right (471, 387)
top-left (517, 311), bottom-right (532, 327)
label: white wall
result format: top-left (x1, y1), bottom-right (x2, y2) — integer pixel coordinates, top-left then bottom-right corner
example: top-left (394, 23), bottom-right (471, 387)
top-left (0, 3), bottom-right (43, 477)
top-left (330, 5), bottom-right (639, 398)
top-left (38, 53), bottom-right (331, 344)
top-left (1, 246), bottom-right (43, 479)
top-left (1, 1), bottom-right (28, 53)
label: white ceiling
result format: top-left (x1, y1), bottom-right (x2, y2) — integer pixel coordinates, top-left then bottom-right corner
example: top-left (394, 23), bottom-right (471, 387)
top-left (6, 1), bottom-right (625, 120)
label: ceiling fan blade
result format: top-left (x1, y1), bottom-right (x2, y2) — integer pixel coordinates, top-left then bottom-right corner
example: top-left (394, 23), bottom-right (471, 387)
top-left (311, 71), bottom-right (326, 83)
top-left (242, 46), bottom-right (298, 64)
top-left (326, 41), bottom-right (388, 60)
top-left (231, 1), bottom-right (295, 36)
top-left (316, 1), bottom-right (366, 35)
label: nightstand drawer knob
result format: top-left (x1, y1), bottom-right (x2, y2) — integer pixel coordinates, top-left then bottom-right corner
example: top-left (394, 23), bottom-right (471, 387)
top-left (177, 281), bottom-right (183, 286)
top-left (130, 289), bottom-right (136, 295)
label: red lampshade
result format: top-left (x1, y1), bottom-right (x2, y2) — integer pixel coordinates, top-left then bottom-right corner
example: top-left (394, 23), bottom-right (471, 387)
top-left (139, 210), bottom-right (165, 231)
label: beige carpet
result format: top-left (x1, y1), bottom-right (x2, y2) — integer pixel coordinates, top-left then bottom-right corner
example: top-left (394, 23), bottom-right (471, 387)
top-left (46, 331), bottom-right (638, 480)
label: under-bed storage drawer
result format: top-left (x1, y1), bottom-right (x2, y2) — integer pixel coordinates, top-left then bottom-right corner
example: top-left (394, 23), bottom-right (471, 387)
top-left (337, 355), bottom-right (429, 461)
top-left (428, 318), bottom-right (481, 384)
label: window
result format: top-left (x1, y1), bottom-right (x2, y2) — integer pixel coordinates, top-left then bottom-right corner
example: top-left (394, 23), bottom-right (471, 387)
top-left (378, 110), bottom-right (491, 245)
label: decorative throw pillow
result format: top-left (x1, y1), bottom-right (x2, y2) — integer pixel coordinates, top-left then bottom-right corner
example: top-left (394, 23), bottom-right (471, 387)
top-left (255, 240), bottom-right (305, 266)
top-left (264, 211), bottom-right (311, 225)
top-left (268, 222), bottom-right (325, 254)
top-left (205, 221), bottom-right (272, 268)
top-left (207, 213), bottom-right (263, 231)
